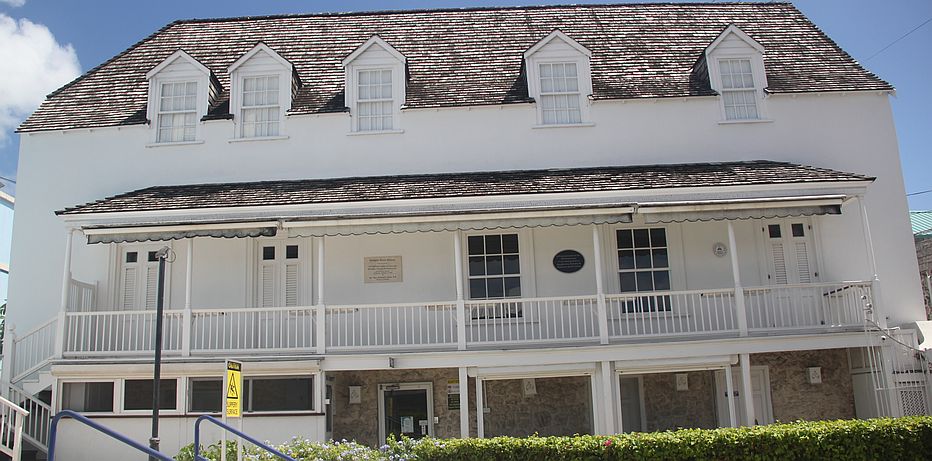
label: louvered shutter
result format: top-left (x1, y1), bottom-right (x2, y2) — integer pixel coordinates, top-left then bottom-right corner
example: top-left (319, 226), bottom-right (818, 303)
top-left (144, 265), bottom-right (159, 309)
top-left (794, 241), bottom-right (812, 284)
top-left (285, 263), bottom-right (298, 307)
top-left (259, 263), bottom-right (277, 308)
top-left (121, 266), bottom-right (137, 310)
top-left (769, 242), bottom-right (788, 285)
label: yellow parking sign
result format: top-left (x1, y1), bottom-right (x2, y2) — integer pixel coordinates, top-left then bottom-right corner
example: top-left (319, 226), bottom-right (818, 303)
top-left (226, 360), bottom-right (242, 418)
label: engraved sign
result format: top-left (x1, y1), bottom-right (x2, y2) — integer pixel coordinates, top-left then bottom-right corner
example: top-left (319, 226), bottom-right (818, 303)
top-left (365, 256), bottom-right (403, 283)
top-left (553, 250), bottom-right (585, 273)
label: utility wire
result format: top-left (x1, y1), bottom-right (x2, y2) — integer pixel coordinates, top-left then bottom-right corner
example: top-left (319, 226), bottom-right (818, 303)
top-left (907, 188), bottom-right (932, 197)
top-left (0, 175), bottom-right (15, 184)
top-left (864, 16), bottom-right (932, 62)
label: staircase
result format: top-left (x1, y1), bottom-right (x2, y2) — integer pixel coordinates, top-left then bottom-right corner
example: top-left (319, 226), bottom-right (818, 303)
top-left (6, 385), bottom-right (51, 455)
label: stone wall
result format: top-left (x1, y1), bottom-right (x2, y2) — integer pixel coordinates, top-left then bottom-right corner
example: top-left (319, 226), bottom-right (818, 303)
top-left (641, 371), bottom-right (718, 431)
top-left (483, 376), bottom-right (593, 437)
top-left (329, 368), bottom-right (476, 446)
top-left (752, 349), bottom-right (856, 422)
top-left (914, 237), bottom-right (932, 319)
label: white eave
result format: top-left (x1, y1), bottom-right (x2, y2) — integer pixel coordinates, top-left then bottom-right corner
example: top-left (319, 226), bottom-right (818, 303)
top-left (342, 35), bottom-right (407, 67)
top-left (704, 24), bottom-right (766, 58)
top-left (227, 42), bottom-right (294, 74)
top-left (145, 49), bottom-right (212, 80)
top-left (524, 29), bottom-right (592, 59)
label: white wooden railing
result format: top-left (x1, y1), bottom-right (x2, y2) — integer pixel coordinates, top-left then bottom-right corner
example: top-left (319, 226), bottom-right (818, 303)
top-left (744, 281), bottom-right (870, 332)
top-left (0, 394), bottom-right (27, 461)
top-left (605, 288), bottom-right (738, 339)
top-left (66, 278), bottom-right (97, 313)
top-left (63, 310), bottom-right (184, 356)
top-left (9, 318), bottom-right (57, 382)
top-left (7, 385), bottom-right (50, 453)
top-left (37, 281), bottom-right (872, 358)
top-left (326, 302), bottom-right (457, 351)
top-left (464, 296), bottom-right (599, 346)
top-left (191, 306), bottom-right (316, 353)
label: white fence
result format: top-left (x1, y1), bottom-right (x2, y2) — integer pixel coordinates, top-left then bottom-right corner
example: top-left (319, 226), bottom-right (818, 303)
top-left (7, 385), bottom-right (50, 453)
top-left (605, 289), bottom-right (738, 339)
top-left (38, 281), bottom-right (872, 358)
top-left (327, 302), bottom-right (457, 351)
top-left (464, 296), bottom-right (599, 346)
top-left (744, 281), bottom-right (870, 332)
top-left (9, 318), bottom-right (57, 382)
top-left (0, 394), bottom-right (27, 461)
top-left (66, 278), bottom-right (97, 313)
top-left (63, 310), bottom-right (184, 356)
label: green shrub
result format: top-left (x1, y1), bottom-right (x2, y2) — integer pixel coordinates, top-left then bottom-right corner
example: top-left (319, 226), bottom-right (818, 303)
top-left (177, 416), bottom-right (932, 461)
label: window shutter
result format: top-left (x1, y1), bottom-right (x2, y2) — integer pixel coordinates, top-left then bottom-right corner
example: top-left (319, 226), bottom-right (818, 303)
top-left (259, 263), bottom-right (276, 308)
top-left (144, 265), bottom-right (159, 309)
top-left (284, 263), bottom-right (298, 307)
top-left (121, 267), bottom-right (137, 310)
top-left (770, 242), bottom-right (788, 285)
top-left (794, 241), bottom-right (812, 284)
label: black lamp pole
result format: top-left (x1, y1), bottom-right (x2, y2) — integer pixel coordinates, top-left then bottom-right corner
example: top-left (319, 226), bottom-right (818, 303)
top-left (149, 247), bottom-right (170, 459)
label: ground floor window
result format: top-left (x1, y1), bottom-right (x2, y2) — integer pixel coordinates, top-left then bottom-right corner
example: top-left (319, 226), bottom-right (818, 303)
top-left (61, 382), bottom-right (114, 412)
top-left (123, 379), bottom-right (178, 411)
top-left (186, 376), bottom-right (314, 413)
top-left (189, 378), bottom-right (223, 413)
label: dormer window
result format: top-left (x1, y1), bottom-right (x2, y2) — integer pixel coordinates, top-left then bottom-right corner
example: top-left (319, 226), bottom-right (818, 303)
top-left (228, 43), bottom-right (296, 140)
top-left (157, 81), bottom-right (198, 142)
top-left (241, 75), bottom-right (281, 137)
top-left (705, 25), bottom-right (769, 123)
top-left (719, 59), bottom-right (758, 120)
top-left (524, 30), bottom-right (593, 127)
top-left (343, 36), bottom-right (406, 134)
top-left (145, 50), bottom-right (217, 145)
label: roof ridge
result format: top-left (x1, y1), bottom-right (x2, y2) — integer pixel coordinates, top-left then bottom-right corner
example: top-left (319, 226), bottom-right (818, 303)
top-left (170, 2), bottom-right (793, 25)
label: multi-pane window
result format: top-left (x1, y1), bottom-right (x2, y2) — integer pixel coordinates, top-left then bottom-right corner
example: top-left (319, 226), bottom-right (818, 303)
top-left (61, 382), bottom-right (114, 413)
top-left (157, 81), bottom-right (198, 142)
top-left (123, 379), bottom-right (177, 411)
top-left (718, 59), bottom-right (759, 120)
top-left (467, 234), bottom-right (521, 299)
top-left (241, 76), bottom-right (280, 137)
top-left (617, 228), bottom-right (671, 312)
top-left (357, 69), bottom-right (393, 131)
top-left (539, 62), bottom-right (582, 125)
top-left (185, 376), bottom-right (314, 413)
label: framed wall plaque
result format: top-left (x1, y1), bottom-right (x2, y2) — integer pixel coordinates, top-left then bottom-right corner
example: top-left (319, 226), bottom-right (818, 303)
top-left (553, 250), bottom-right (585, 273)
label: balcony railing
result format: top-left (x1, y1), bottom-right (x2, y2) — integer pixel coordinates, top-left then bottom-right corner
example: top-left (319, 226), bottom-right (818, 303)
top-left (47, 281), bottom-right (870, 359)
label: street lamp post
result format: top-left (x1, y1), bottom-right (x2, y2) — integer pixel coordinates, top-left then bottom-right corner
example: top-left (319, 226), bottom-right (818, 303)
top-left (149, 246), bottom-right (171, 459)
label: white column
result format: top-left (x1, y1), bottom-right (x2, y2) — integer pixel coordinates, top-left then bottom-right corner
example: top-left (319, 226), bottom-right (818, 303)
top-left (54, 228), bottom-right (76, 359)
top-left (475, 376), bottom-right (485, 438)
top-left (590, 372), bottom-right (602, 434)
top-left (600, 361), bottom-right (616, 434)
top-left (857, 196), bottom-right (886, 328)
top-left (727, 222), bottom-right (749, 336)
top-left (315, 236), bottom-right (326, 354)
top-left (739, 353), bottom-right (755, 426)
top-left (454, 231), bottom-right (467, 350)
top-left (724, 364), bottom-right (737, 427)
top-left (592, 226), bottom-right (609, 344)
top-left (458, 367), bottom-right (469, 438)
top-left (181, 238), bottom-right (193, 356)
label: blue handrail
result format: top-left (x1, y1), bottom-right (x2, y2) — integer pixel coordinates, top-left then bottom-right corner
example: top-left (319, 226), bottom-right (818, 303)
top-left (193, 415), bottom-right (296, 461)
top-left (47, 409), bottom-right (173, 461)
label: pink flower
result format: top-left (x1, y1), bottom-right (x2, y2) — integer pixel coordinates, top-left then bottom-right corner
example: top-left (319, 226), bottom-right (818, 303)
top-left (603, 439), bottom-right (613, 447)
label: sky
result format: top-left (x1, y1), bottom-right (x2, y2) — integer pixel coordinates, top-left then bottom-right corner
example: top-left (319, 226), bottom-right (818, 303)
top-left (0, 0), bottom-right (930, 207)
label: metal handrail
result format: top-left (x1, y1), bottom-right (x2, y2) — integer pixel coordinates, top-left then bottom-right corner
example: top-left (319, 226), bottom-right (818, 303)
top-left (194, 415), bottom-right (296, 461)
top-left (47, 410), bottom-right (172, 461)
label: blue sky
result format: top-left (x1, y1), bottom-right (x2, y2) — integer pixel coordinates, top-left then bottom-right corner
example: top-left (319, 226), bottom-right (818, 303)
top-left (0, 0), bottom-right (930, 207)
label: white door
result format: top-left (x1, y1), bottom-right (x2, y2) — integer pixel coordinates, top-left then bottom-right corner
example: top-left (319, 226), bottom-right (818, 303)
top-left (117, 247), bottom-right (168, 352)
top-left (760, 221), bottom-right (819, 328)
top-left (255, 240), bottom-right (307, 349)
top-left (715, 367), bottom-right (774, 427)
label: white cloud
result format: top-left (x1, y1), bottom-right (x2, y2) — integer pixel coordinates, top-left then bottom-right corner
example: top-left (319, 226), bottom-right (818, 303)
top-left (0, 14), bottom-right (81, 142)
top-left (0, 0), bottom-right (25, 8)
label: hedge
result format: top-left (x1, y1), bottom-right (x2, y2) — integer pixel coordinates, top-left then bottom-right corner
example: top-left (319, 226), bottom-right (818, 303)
top-left (177, 416), bottom-right (932, 461)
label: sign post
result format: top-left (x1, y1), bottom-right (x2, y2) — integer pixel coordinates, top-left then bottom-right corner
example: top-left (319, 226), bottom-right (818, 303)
top-left (223, 360), bottom-right (242, 461)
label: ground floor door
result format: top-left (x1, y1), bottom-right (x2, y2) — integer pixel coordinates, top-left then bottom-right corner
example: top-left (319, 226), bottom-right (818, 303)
top-left (378, 382), bottom-right (434, 443)
top-left (714, 367), bottom-right (774, 426)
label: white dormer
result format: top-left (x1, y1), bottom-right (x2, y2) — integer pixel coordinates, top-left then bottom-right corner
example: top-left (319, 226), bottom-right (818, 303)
top-left (146, 50), bottom-right (216, 145)
top-left (228, 43), bottom-right (296, 140)
top-left (524, 30), bottom-right (593, 127)
top-left (342, 36), bottom-right (406, 134)
top-left (705, 25), bottom-right (769, 122)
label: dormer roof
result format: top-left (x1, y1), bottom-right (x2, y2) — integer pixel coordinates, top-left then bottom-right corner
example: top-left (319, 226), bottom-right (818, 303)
top-left (705, 24), bottom-right (766, 56)
top-left (524, 30), bottom-right (591, 59)
top-left (20, 2), bottom-right (892, 133)
top-left (342, 35), bottom-right (406, 67)
top-left (228, 42), bottom-right (294, 73)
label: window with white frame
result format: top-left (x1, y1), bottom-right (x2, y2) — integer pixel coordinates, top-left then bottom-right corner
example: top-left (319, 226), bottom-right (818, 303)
top-left (157, 81), bottom-right (198, 142)
top-left (61, 382), bottom-right (114, 413)
top-left (539, 62), bottom-right (582, 125)
top-left (467, 234), bottom-right (522, 319)
top-left (123, 379), bottom-right (178, 411)
top-left (356, 69), bottom-right (394, 131)
top-left (718, 59), bottom-right (759, 120)
top-left (617, 228), bottom-right (671, 312)
top-left (240, 75), bottom-right (281, 137)
top-left (186, 376), bottom-right (314, 413)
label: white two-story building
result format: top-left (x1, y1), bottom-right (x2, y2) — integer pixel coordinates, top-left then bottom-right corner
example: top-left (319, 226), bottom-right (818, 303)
top-left (3, 3), bottom-right (931, 460)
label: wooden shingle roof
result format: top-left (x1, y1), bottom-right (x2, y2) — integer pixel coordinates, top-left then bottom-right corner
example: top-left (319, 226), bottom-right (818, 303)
top-left (58, 161), bottom-right (873, 215)
top-left (21, 2), bottom-right (890, 133)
